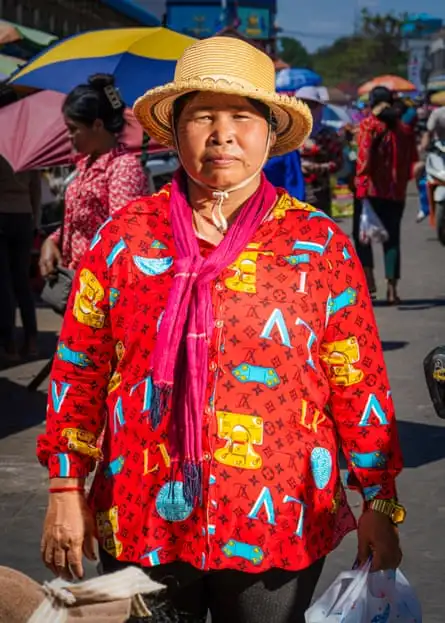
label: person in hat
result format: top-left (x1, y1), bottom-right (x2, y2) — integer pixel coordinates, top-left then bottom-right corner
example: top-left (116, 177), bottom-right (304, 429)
top-left (38, 37), bottom-right (404, 623)
top-left (355, 86), bottom-right (418, 304)
top-left (295, 86), bottom-right (344, 216)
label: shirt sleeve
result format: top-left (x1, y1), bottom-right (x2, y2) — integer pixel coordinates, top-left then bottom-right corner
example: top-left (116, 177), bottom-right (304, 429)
top-left (36, 231), bottom-right (114, 478)
top-left (354, 121), bottom-right (373, 199)
top-left (426, 108), bottom-right (438, 133)
top-left (320, 228), bottom-right (403, 502)
top-left (107, 155), bottom-right (148, 215)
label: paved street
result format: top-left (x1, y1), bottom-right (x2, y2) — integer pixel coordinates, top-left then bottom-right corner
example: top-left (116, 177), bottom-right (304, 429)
top-left (1, 190), bottom-right (445, 619)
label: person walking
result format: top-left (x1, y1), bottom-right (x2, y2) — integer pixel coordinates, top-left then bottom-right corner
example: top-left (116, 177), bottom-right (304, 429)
top-left (39, 74), bottom-right (148, 278)
top-left (355, 86), bottom-right (418, 304)
top-left (38, 37), bottom-right (404, 623)
top-left (296, 86), bottom-right (343, 216)
top-left (0, 156), bottom-right (40, 359)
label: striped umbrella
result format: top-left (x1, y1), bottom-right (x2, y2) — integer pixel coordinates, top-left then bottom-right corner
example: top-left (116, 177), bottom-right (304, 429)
top-left (9, 27), bottom-right (196, 106)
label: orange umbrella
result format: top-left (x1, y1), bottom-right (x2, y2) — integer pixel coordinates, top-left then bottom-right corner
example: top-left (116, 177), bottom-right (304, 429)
top-left (358, 75), bottom-right (416, 96)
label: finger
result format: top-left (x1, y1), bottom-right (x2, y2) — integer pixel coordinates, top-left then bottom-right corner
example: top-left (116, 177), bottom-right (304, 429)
top-left (53, 546), bottom-right (67, 577)
top-left (82, 532), bottom-right (97, 561)
top-left (67, 542), bottom-right (84, 580)
top-left (42, 541), bottom-right (58, 577)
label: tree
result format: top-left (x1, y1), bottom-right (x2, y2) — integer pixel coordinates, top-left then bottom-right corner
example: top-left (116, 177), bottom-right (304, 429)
top-left (311, 10), bottom-right (408, 88)
top-left (278, 37), bottom-right (313, 69)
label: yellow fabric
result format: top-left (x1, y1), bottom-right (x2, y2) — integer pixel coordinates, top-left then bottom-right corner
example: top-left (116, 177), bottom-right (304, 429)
top-left (13, 27), bottom-right (195, 78)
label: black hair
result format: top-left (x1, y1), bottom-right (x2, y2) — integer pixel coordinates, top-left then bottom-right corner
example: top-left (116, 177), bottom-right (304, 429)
top-left (62, 74), bottom-right (126, 134)
top-left (369, 86), bottom-right (399, 129)
top-left (172, 91), bottom-right (278, 132)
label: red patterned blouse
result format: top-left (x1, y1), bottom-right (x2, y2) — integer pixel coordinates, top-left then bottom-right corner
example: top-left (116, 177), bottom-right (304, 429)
top-left (37, 187), bottom-right (403, 573)
top-left (355, 114), bottom-right (417, 202)
top-left (50, 146), bottom-right (148, 270)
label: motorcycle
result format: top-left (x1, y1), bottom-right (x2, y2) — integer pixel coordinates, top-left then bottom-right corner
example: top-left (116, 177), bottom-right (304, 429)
top-left (424, 346), bottom-right (445, 419)
top-left (425, 139), bottom-right (445, 245)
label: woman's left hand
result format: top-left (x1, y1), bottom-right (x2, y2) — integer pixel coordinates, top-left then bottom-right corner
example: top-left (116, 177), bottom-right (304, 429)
top-left (357, 509), bottom-right (402, 571)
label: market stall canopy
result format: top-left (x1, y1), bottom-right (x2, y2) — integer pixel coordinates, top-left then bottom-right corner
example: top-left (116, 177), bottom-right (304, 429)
top-left (0, 19), bottom-right (57, 47)
top-left (317, 86), bottom-right (351, 105)
top-left (358, 75), bottom-right (416, 96)
top-left (8, 27), bottom-right (196, 107)
top-left (276, 68), bottom-right (322, 92)
top-left (0, 90), bottom-right (165, 172)
top-left (322, 104), bottom-right (352, 130)
top-left (0, 54), bottom-right (25, 78)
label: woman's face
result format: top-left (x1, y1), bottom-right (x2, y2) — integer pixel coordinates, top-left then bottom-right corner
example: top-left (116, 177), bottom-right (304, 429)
top-left (64, 116), bottom-right (103, 155)
top-left (175, 92), bottom-right (275, 190)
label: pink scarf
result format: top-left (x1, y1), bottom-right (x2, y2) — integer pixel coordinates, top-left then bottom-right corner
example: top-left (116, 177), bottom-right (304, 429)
top-left (150, 169), bottom-right (277, 505)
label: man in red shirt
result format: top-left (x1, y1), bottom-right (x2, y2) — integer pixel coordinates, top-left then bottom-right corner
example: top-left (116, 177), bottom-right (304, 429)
top-left (38, 39), bottom-right (404, 623)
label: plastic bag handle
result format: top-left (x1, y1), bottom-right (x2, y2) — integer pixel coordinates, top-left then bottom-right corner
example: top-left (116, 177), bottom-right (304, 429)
top-left (331, 560), bottom-right (372, 614)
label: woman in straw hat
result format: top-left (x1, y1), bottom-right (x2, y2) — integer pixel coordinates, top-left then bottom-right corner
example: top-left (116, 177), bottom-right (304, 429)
top-left (38, 36), bottom-right (404, 622)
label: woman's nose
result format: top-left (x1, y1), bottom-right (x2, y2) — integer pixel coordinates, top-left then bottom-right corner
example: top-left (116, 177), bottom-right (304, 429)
top-left (209, 119), bottom-right (235, 145)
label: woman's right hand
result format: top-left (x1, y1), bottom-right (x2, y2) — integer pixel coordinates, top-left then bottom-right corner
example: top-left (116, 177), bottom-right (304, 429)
top-left (39, 237), bottom-right (62, 278)
top-left (41, 491), bottom-right (97, 580)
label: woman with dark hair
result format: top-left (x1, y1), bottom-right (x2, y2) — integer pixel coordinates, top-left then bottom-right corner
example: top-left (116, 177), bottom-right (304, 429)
top-left (39, 74), bottom-right (147, 277)
top-left (355, 86), bottom-right (418, 304)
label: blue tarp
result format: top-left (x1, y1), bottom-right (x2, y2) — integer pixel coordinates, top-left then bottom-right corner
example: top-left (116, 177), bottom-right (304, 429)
top-left (100, 0), bottom-right (161, 26)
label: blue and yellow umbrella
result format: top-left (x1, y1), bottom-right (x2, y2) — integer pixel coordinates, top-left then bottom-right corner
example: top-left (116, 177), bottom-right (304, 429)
top-left (9, 27), bottom-right (196, 106)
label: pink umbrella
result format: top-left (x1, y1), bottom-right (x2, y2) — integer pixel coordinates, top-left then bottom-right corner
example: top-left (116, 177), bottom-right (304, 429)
top-left (0, 90), bottom-right (164, 172)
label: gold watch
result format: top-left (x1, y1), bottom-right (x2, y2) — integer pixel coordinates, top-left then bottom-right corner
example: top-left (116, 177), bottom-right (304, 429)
top-left (369, 498), bottom-right (406, 525)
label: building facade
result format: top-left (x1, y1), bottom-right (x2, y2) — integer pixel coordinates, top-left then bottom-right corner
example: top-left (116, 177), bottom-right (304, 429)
top-left (166, 0), bottom-right (278, 56)
top-left (0, 0), bottom-right (161, 39)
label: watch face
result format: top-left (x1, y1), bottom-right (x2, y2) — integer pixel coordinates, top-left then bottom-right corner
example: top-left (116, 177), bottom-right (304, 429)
top-left (391, 506), bottom-right (406, 524)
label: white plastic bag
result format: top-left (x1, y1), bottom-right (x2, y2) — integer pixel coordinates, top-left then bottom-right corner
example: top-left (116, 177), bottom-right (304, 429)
top-left (359, 199), bottom-right (389, 244)
top-left (305, 561), bottom-right (422, 623)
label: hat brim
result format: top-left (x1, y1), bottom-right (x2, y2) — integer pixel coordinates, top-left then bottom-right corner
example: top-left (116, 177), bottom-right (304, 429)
top-left (133, 78), bottom-right (313, 157)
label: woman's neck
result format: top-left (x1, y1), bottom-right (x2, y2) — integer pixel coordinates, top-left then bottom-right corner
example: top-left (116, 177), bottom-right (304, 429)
top-left (187, 175), bottom-right (262, 223)
top-left (88, 134), bottom-right (118, 163)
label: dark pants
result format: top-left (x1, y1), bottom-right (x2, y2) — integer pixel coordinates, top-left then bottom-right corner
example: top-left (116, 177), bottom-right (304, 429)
top-left (0, 213), bottom-right (37, 348)
top-left (100, 549), bottom-right (325, 623)
top-left (352, 197), bottom-right (405, 280)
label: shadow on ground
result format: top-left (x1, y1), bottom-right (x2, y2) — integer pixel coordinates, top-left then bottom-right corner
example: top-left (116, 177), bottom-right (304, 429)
top-left (381, 341), bottom-right (409, 352)
top-left (0, 330), bottom-right (57, 372)
top-left (373, 297), bottom-right (445, 311)
top-left (0, 377), bottom-right (47, 439)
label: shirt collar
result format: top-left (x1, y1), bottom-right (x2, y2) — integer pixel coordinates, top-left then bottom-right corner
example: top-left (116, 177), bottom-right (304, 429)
top-left (76, 145), bottom-right (127, 174)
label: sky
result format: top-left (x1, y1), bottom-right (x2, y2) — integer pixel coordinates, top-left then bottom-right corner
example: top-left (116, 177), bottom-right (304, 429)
top-left (277, 0), bottom-right (445, 52)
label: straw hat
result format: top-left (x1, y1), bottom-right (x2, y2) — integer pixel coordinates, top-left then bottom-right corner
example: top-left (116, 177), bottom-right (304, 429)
top-left (133, 37), bottom-right (313, 157)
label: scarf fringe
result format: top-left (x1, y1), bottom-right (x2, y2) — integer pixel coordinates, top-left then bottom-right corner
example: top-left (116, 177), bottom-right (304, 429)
top-left (150, 384), bottom-right (172, 430)
top-left (182, 462), bottom-right (202, 507)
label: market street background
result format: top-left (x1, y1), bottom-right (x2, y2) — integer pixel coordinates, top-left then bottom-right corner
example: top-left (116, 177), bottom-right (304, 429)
top-left (1, 189), bottom-right (444, 620)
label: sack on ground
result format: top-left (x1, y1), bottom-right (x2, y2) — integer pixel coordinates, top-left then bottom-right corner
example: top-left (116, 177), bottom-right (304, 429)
top-left (305, 560), bottom-right (422, 623)
top-left (359, 198), bottom-right (389, 244)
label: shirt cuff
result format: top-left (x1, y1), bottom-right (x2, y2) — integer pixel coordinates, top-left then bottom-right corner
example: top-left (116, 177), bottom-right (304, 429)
top-left (48, 452), bottom-right (93, 479)
top-left (346, 471), bottom-right (398, 501)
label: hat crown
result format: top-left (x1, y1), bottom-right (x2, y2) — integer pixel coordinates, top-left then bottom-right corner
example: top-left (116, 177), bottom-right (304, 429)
top-left (174, 37), bottom-right (275, 93)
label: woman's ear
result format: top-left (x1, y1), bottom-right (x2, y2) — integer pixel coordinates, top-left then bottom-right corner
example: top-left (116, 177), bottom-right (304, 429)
top-left (269, 132), bottom-right (277, 150)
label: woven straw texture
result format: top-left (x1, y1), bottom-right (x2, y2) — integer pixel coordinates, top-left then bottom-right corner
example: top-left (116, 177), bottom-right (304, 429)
top-left (133, 37), bottom-right (313, 157)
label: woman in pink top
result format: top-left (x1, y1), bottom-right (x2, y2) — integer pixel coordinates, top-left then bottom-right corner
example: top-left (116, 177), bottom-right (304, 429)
top-left (40, 74), bottom-right (147, 276)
